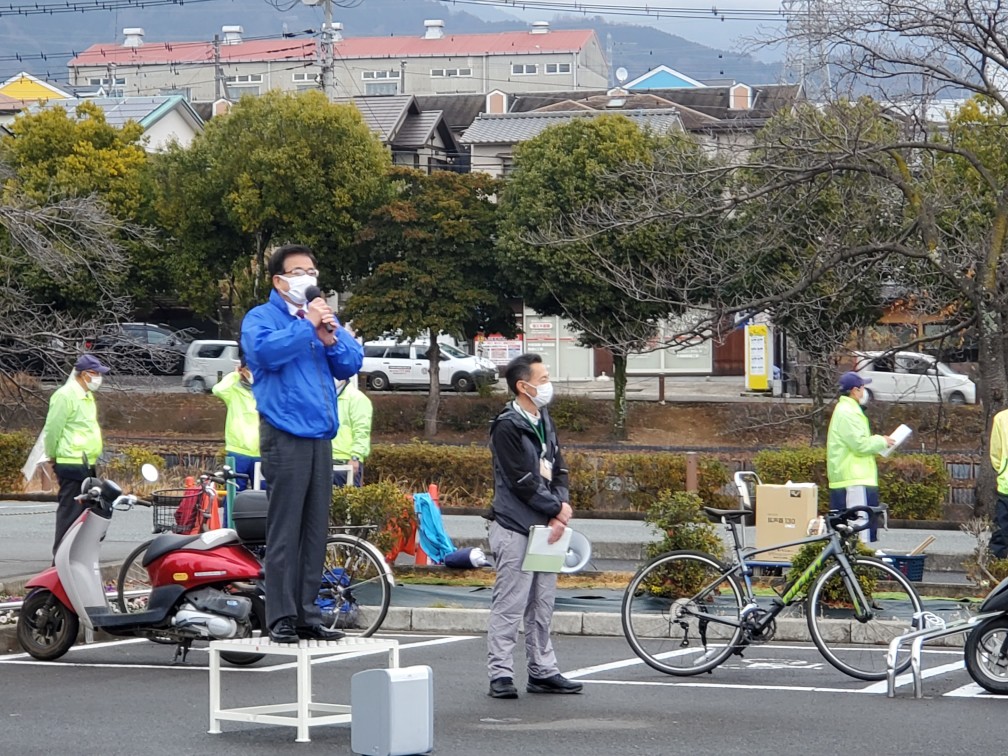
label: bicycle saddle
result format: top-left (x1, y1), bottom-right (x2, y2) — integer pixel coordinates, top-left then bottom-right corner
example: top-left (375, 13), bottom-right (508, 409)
top-left (703, 506), bottom-right (749, 521)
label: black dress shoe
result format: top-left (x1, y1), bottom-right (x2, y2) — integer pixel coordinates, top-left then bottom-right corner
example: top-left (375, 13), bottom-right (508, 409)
top-left (488, 677), bottom-right (518, 699)
top-left (296, 624), bottom-right (345, 641)
top-left (527, 673), bottom-right (583, 694)
top-left (269, 618), bottom-right (299, 644)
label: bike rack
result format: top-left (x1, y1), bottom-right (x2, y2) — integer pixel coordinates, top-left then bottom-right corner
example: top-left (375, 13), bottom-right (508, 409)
top-left (885, 612), bottom-right (1000, 698)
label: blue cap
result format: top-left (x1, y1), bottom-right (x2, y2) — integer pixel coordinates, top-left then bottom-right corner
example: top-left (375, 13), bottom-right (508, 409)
top-left (839, 371), bottom-right (869, 392)
top-left (75, 353), bottom-right (110, 374)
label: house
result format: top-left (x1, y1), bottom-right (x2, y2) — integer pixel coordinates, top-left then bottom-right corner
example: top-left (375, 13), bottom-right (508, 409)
top-left (69, 26), bottom-right (318, 103)
top-left (0, 72), bottom-right (72, 105)
top-left (336, 94), bottom-right (461, 172)
top-left (624, 64), bottom-right (705, 90)
top-left (67, 20), bottom-right (608, 102)
top-left (461, 107), bottom-right (685, 178)
top-left (32, 95), bottom-right (204, 152)
top-left (0, 93), bottom-right (24, 127)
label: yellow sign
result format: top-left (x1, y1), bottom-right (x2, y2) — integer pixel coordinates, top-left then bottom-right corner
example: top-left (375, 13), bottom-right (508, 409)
top-left (745, 324), bottom-right (770, 391)
top-left (173, 572), bottom-right (189, 582)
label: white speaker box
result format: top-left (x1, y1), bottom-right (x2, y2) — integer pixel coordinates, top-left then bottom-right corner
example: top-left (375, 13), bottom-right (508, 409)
top-left (351, 665), bottom-right (433, 756)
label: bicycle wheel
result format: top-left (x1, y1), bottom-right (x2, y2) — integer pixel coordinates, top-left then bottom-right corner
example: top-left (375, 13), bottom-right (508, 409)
top-left (807, 556), bottom-right (923, 681)
top-left (621, 550), bottom-right (745, 676)
top-left (116, 539), bottom-right (154, 613)
top-left (318, 535), bottom-right (391, 637)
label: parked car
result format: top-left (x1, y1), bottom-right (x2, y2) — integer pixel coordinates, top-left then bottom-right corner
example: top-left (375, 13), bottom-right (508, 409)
top-left (362, 340), bottom-right (498, 392)
top-left (852, 350), bottom-right (976, 404)
top-left (182, 340), bottom-right (240, 392)
top-left (85, 322), bottom-right (190, 375)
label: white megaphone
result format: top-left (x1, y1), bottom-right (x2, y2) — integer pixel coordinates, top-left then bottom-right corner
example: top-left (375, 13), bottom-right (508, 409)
top-left (561, 529), bottom-right (592, 573)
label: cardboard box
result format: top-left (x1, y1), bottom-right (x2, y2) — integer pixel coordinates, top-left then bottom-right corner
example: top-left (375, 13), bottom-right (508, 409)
top-left (755, 483), bottom-right (818, 563)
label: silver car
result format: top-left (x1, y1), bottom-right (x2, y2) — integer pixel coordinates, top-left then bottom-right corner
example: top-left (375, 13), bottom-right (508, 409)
top-left (853, 350), bottom-right (976, 404)
top-left (182, 340), bottom-right (239, 393)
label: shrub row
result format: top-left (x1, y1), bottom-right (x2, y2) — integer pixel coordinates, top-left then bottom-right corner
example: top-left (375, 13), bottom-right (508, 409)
top-left (366, 442), bottom-right (732, 512)
top-left (752, 446), bottom-right (948, 520)
top-left (0, 431), bottom-right (33, 492)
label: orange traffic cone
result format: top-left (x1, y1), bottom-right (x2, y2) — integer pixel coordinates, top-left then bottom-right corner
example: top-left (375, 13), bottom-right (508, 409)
top-left (208, 494), bottom-right (223, 531)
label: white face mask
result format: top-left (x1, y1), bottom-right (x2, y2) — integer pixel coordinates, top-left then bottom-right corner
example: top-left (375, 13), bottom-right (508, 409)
top-left (86, 374), bottom-right (103, 392)
top-left (282, 274), bottom-right (317, 305)
top-left (858, 388), bottom-right (870, 407)
top-left (528, 381), bottom-right (554, 408)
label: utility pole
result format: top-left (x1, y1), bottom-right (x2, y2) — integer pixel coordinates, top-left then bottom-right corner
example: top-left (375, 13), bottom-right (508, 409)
top-left (320, 0), bottom-right (335, 101)
top-left (400, 59), bottom-right (406, 94)
top-left (213, 34), bottom-right (223, 100)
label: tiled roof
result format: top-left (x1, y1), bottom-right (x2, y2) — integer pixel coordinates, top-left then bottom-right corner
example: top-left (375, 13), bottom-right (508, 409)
top-left (0, 92), bottom-right (23, 112)
top-left (33, 96), bottom-right (203, 130)
top-left (333, 29), bottom-right (595, 59)
top-left (414, 93), bottom-right (485, 131)
top-left (394, 110), bottom-right (443, 148)
top-left (70, 39), bottom-right (316, 66)
top-left (508, 84), bottom-right (803, 121)
top-left (336, 94), bottom-right (415, 142)
top-left (461, 109), bottom-right (683, 145)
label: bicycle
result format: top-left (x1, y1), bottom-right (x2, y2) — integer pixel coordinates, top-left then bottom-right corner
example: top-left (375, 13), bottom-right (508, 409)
top-left (621, 504), bottom-right (924, 681)
top-left (115, 470), bottom-right (393, 637)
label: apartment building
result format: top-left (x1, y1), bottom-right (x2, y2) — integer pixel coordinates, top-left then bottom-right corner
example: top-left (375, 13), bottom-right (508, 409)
top-left (67, 21), bottom-right (608, 102)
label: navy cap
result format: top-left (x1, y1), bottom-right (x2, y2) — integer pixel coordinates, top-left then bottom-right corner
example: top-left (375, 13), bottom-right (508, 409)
top-left (839, 371), bottom-right (870, 392)
top-left (75, 353), bottom-right (110, 374)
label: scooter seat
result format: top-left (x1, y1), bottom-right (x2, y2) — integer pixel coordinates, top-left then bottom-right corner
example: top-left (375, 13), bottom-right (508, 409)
top-left (142, 533), bottom-right (203, 567)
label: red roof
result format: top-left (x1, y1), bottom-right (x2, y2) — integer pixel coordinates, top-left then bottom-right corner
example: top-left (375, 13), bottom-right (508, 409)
top-left (332, 29), bottom-right (596, 59)
top-left (70, 39), bottom-right (317, 67)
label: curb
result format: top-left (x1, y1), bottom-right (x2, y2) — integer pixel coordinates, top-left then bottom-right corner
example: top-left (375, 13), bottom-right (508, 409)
top-left (1, 608), bottom-right (973, 658)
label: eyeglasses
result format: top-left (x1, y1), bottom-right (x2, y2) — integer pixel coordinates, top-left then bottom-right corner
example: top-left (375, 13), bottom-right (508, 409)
top-left (282, 267), bottom-right (319, 277)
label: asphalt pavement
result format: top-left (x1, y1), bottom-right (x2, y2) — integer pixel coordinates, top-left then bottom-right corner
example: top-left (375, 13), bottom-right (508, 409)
top-left (0, 633), bottom-right (1003, 755)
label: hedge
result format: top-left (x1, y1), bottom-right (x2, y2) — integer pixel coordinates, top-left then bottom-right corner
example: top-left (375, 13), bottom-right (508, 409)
top-left (752, 447), bottom-right (948, 520)
top-left (366, 442), bottom-right (732, 512)
top-left (0, 431), bottom-right (33, 492)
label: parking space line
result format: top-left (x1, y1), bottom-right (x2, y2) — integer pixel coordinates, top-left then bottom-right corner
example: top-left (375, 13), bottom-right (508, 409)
top-left (581, 679), bottom-right (859, 694)
top-left (0, 634), bottom-right (477, 672)
top-left (943, 683), bottom-right (994, 698)
top-left (859, 661), bottom-right (965, 694)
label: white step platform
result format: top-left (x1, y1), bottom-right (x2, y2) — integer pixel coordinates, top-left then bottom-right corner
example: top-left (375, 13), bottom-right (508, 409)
top-left (208, 635), bottom-right (400, 743)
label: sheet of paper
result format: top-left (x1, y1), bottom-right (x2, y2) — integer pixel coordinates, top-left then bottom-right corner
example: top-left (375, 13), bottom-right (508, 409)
top-left (521, 525), bottom-right (573, 572)
top-left (880, 423), bottom-right (912, 457)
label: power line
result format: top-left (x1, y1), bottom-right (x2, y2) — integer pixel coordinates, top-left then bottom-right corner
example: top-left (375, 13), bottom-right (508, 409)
top-left (0, 0), bottom-right (223, 17)
top-left (438, 0), bottom-right (788, 23)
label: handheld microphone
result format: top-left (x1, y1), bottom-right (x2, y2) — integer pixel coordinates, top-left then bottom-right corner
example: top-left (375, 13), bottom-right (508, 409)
top-left (304, 285), bottom-right (335, 332)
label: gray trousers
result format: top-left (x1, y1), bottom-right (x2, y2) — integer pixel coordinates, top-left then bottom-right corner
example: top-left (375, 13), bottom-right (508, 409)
top-left (487, 521), bottom-right (560, 681)
top-left (260, 421), bottom-right (332, 630)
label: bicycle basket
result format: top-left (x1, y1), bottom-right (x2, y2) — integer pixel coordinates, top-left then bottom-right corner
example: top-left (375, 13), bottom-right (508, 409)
top-left (152, 488), bottom-right (202, 534)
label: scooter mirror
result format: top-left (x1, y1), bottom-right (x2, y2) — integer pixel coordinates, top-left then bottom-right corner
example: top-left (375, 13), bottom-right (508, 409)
top-left (140, 463), bottom-right (159, 483)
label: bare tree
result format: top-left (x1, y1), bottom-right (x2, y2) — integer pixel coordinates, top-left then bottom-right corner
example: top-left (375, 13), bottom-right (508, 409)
top-left (0, 163), bottom-right (148, 415)
top-left (527, 4), bottom-right (1008, 515)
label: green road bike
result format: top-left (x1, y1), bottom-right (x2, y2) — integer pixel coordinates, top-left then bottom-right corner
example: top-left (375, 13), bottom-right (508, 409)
top-left (622, 504), bottom-right (924, 681)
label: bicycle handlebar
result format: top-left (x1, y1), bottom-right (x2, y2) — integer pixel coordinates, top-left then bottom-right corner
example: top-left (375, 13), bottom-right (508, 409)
top-left (827, 505), bottom-right (886, 534)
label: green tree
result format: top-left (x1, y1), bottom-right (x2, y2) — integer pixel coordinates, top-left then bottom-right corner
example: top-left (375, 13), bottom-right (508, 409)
top-left (344, 167), bottom-right (508, 437)
top-left (497, 115), bottom-right (718, 438)
top-left (0, 101), bottom-right (155, 317)
top-left (152, 90), bottom-right (391, 332)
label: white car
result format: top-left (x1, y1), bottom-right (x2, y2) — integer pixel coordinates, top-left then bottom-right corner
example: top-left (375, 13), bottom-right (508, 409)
top-left (852, 350), bottom-right (976, 404)
top-left (182, 339), bottom-right (240, 393)
top-left (362, 340), bottom-right (498, 392)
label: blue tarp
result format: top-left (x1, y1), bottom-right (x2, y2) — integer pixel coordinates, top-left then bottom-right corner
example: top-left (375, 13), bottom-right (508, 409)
top-left (413, 492), bottom-right (456, 564)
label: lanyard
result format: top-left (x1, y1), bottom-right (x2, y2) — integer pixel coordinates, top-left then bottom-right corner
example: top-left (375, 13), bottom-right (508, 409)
top-left (514, 402), bottom-right (547, 451)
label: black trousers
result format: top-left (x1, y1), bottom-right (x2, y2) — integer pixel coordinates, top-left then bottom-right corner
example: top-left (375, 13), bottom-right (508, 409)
top-left (53, 464), bottom-right (96, 555)
top-left (991, 493), bottom-right (1008, 559)
top-left (259, 421), bottom-right (333, 630)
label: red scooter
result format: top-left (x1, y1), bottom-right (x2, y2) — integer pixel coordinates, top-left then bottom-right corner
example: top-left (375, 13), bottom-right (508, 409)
top-left (17, 466), bottom-right (265, 665)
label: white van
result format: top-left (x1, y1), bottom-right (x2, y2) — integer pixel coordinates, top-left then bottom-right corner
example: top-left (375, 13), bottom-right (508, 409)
top-left (362, 340), bottom-right (498, 392)
top-left (852, 350), bottom-right (976, 404)
top-left (182, 340), bottom-right (240, 393)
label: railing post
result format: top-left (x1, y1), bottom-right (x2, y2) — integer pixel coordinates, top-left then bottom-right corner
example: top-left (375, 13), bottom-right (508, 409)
top-left (658, 374), bottom-right (666, 404)
top-left (686, 451), bottom-right (698, 493)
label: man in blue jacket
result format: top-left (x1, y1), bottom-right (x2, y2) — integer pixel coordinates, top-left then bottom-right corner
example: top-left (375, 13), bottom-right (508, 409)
top-left (241, 244), bottom-right (363, 644)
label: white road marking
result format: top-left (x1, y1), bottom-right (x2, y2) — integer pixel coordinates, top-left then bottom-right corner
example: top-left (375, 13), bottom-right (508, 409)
top-left (0, 634), bottom-right (475, 671)
top-left (943, 683), bottom-right (993, 698)
top-left (859, 661), bottom-right (965, 694)
top-left (581, 679), bottom-right (859, 694)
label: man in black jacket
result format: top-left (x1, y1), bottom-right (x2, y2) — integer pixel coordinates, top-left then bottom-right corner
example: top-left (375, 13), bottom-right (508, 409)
top-left (486, 353), bottom-right (582, 699)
